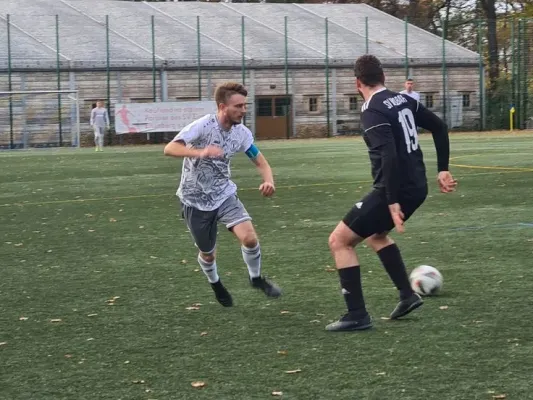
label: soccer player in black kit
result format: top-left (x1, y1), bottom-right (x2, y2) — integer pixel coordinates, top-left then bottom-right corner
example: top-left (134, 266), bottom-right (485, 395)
top-left (326, 55), bottom-right (457, 332)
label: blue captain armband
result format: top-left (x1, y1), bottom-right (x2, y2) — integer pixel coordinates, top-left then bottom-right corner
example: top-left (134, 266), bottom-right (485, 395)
top-left (245, 144), bottom-right (261, 159)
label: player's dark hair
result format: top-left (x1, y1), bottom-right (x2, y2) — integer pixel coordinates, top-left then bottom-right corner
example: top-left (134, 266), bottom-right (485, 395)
top-left (215, 82), bottom-right (248, 105)
top-left (354, 55), bottom-right (385, 87)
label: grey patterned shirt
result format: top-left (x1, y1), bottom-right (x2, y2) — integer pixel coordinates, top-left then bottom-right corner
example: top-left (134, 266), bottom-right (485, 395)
top-left (173, 114), bottom-right (254, 211)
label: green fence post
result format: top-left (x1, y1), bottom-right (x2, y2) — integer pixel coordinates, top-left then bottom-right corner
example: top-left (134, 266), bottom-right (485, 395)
top-left (152, 15), bottom-right (156, 102)
top-left (404, 16), bottom-right (409, 79)
top-left (241, 16), bottom-right (245, 86)
top-left (365, 16), bottom-right (369, 54)
top-left (441, 18), bottom-right (447, 126)
top-left (325, 17), bottom-right (330, 138)
top-left (478, 19), bottom-right (484, 131)
top-left (105, 15), bottom-right (111, 145)
top-left (56, 15), bottom-right (63, 146)
top-left (284, 16), bottom-right (290, 138)
top-left (197, 16), bottom-right (202, 100)
top-left (7, 14), bottom-right (14, 149)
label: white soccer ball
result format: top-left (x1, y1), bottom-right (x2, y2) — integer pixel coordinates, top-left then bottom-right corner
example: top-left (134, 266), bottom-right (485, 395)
top-left (409, 265), bottom-right (443, 296)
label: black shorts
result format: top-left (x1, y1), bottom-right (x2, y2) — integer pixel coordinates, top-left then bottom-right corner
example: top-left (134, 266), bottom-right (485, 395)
top-left (342, 187), bottom-right (428, 238)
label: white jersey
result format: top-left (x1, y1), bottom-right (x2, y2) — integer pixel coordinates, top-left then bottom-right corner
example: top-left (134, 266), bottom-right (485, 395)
top-left (173, 114), bottom-right (254, 211)
top-left (400, 90), bottom-right (420, 102)
top-left (90, 107), bottom-right (110, 128)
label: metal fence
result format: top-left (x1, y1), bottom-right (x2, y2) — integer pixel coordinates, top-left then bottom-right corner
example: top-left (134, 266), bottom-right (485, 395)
top-left (1, 13), bottom-right (532, 148)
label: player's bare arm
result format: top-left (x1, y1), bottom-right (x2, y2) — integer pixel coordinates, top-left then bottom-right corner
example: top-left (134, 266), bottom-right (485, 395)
top-left (415, 104), bottom-right (458, 193)
top-left (163, 140), bottom-right (223, 159)
top-left (245, 145), bottom-right (275, 197)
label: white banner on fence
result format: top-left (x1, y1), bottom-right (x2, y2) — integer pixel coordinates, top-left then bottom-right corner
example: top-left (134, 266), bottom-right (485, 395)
top-left (114, 101), bottom-right (217, 134)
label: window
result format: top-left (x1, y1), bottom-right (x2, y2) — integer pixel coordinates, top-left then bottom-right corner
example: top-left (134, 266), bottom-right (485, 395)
top-left (256, 98), bottom-right (272, 117)
top-left (462, 93), bottom-right (471, 108)
top-left (308, 97), bottom-right (318, 112)
top-left (274, 97), bottom-right (291, 116)
top-left (348, 96), bottom-right (358, 111)
top-left (424, 93), bottom-right (434, 109)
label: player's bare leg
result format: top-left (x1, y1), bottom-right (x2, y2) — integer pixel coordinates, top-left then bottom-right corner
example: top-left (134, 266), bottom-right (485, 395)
top-left (231, 221), bottom-right (282, 298)
top-left (366, 233), bottom-right (423, 319)
top-left (326, 222), bottom-right (372, 332)
top-left (197, 249), bottom-right (233, 307)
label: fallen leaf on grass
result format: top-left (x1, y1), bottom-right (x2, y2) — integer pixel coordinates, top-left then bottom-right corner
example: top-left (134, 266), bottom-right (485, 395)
top-left (193, 268), bottom-right (200, 272)
top-left (200, 332), bottom-right (208, 336)
top-left (64, 354), bottom-right (73, 358)
top-left (87, 313), bottom-right (98, 317)
top-left (14, 243), bottom-right (23, 247)
top-left (50, 319), bottom-right (62, 323)
top-left (132, 380), bottom-right (145, 384)
top-left (124, 360), bottom-right (130, 364)
top-left (325, 267), bottom-right (336, 272)
top-left (492, 395), bottom-right (506, 400)
top-left (381, 317), bottom-right (390, 320)
top-left (309, 320), bottom-right (321, 323)
top-left (439, 306), bottom-right (449, 310)
top-left (19, 317), bottom-right (28, 321)
top-left (0, 342), bottom-right (7, 346)
top-left (285, 369), bottom-right (301, 374)
top-left (186, 306), bottom-right (200, 311)
top-left (191, 381), bottom-right (206, 388)
top-left (181, 259), bottom-right (188, 264)
top-left (280, 311), bottom-right (290, 315)
top-left (272, 391), bottom-right (283, 396)
top-left (109, 218), bottom-right (117, 223)
top-left (277, 350), bottom-right (288, 355)
top-left (375, 372), bottom-right (386, 376)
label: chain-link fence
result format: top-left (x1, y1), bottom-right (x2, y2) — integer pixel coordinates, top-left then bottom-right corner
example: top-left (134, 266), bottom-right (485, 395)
top-left (1, 4), bottom-right (531, 148)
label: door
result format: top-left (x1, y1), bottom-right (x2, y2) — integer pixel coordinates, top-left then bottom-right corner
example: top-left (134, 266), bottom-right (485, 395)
top-left (255, 96), bottom-right (291, 139)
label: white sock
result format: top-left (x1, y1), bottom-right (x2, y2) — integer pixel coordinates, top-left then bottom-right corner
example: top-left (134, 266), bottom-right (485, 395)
top-left (197, 254), bottom-right (219, 284)
top-left (241, 243), bottom-right (261, 279)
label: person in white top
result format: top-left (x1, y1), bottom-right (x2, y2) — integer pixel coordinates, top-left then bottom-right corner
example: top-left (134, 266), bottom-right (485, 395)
top-left (400, 78), bottom-right (420, 102)
top-left (90, 100), bottom-right (110, 152)
top-left (163, 82), bottom-right (282, 308)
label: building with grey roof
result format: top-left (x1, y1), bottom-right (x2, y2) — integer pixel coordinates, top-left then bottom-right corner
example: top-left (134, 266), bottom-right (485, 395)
top-left (0, 0), bottom-right (482, 147)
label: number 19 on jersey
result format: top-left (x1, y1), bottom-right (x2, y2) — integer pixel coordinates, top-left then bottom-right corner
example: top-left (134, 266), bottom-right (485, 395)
top-left (398, 108), bottom-right (419, 153)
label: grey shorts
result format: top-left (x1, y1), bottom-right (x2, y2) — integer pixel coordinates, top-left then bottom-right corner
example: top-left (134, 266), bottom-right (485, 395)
top-left (180, 194), bottom-right (252, 254)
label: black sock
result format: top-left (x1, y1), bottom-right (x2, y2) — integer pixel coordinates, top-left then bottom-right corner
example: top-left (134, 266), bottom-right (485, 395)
top-left (338, 266), bottom-right (367, 317)
top-left (377, 244), bottom-right (414, 300)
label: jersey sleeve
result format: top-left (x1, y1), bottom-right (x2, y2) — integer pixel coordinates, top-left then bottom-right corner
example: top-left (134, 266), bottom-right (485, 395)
top-left (172, 120), bottom-right (202, 145)
top-left (415, 102), bottom-right (450, 171)
top-left (239, 126), bottom-right (255, 153)
top-left (362, 109), bottom-right (400, 204)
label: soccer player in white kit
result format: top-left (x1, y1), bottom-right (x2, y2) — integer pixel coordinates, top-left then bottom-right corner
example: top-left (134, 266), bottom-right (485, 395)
top-left (90, 100), bottom-right (110, 152)
top-left (163, 82), bottom-right (282, 307)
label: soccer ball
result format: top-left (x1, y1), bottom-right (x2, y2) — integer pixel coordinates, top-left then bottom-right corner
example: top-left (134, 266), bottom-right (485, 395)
top-left (409, 265), bottom-right (443, 296)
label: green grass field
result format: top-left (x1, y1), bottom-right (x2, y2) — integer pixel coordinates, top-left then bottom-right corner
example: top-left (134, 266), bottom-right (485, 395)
top-left (1, 133), bottom-right (533, 400)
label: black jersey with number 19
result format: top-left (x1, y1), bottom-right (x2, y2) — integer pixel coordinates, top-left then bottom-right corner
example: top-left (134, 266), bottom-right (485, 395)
top-left (360, 87), bottom-right (449, 205)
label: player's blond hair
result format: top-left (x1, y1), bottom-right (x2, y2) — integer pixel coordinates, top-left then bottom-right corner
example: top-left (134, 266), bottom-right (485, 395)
top-left (214, 82), bottom-right (248, 106)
